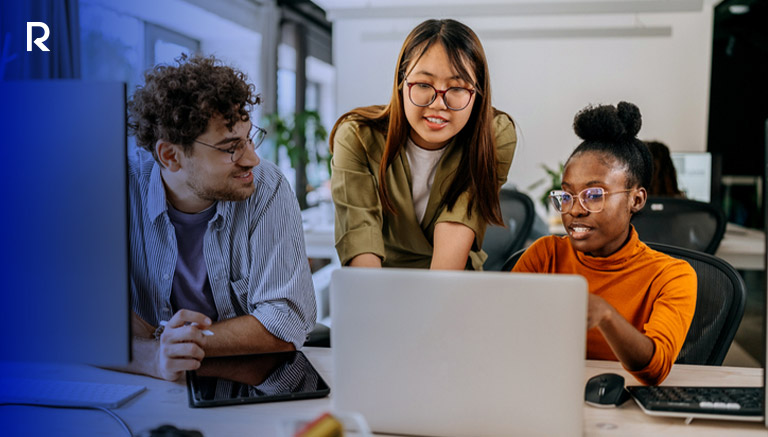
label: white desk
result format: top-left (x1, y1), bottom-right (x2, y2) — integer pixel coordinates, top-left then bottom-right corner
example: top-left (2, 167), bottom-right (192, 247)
top-left (302, 205), bottom-right (337, 261)
top-left (716, 223), bottom-right (765, 271)
top-left (1, 349), bottom-right (764, 436)
top-left (301, 205), bottom-right (338, 322)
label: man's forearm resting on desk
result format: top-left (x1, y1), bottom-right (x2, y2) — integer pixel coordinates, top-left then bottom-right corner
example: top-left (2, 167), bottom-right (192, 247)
top-left (115, 310), bottom-right (294, 381)
top-left (204, 314), bottom-right (295, 357)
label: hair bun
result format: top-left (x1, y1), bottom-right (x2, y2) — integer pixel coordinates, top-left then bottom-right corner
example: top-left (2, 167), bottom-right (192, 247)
top-left (616, 101), bottom-right (641, 138)
top-left (573, 101), bottom-right (642, 143)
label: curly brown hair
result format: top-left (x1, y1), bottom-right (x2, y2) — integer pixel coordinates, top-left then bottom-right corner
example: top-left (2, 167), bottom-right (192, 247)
top-left (128, 54), bottom-right (260, 160)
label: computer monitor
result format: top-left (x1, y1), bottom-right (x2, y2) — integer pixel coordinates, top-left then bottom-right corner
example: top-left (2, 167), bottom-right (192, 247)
top-left (763, 119), bottom-right (768, 428)
top-left (671, 152), bottom-right (712, 202)
top-left (0, 81), bottom-right (130, 366)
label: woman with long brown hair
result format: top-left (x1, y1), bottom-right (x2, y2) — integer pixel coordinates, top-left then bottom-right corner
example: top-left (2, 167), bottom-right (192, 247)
top-left (330, 19), bottom-right (517, 270)
top-left (645, 140), bottom-right (685, 198)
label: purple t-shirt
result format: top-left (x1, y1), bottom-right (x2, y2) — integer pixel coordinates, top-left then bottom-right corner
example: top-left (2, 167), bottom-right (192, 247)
top-left (166, 202), bottom-right (219, 321)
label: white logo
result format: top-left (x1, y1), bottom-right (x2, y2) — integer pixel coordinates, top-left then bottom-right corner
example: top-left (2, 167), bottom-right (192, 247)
top-left (26, 22), bottom-right (50, 52)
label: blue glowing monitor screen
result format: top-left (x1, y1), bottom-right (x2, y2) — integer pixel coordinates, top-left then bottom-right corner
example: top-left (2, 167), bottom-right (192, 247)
top-left (671, 152), bottom-right (712, 203)
top-left (0, 81), bottom-right (129, 366)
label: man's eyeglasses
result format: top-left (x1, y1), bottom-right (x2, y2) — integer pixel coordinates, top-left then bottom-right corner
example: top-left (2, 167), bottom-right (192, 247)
top-left (194, 125), bottom-right (267, 162)
top-left (549, 187), bottom-right (634, 214)
top-left (404, 80), bottom-right (475, 111)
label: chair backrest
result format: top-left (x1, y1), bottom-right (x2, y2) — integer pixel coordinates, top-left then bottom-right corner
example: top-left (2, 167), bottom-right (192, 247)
top-left (502, 247), bottom-right (527, 272)
top-left (482, 189), bottom-right (535, 271)
top-left (631, 197), bottom-right (727, 254)
top-left (503, 242), bottom-right (746, 365)
top-left (648, 243), bottom-right (746, 365)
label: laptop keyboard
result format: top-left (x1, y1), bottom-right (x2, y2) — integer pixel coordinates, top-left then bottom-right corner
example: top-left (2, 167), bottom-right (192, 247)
top-left (628, 386), bottom-right (763, 417)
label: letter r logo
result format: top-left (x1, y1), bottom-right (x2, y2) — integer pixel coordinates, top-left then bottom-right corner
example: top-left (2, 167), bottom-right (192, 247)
top-left (27, 22), bottom-right (50, 52)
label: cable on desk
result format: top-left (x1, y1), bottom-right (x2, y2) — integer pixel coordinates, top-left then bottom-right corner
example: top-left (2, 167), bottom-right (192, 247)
top-left (0, 403), bottom-right (134, 436)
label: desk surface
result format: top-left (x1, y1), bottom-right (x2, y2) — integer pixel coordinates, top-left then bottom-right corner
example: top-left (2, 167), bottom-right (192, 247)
top-left (716, 223), bottom-right (765, 270)
top-left (1, 349), bottom-right (765, 436)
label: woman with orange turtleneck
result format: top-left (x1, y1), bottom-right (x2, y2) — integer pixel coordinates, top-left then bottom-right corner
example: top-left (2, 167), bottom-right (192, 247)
top-left (513, 102), bottom-right (696, 386)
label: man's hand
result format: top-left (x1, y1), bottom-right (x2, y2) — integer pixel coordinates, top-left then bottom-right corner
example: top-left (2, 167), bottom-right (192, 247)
top-left (115, 310), bottom-right (294, 381)
top-left (155, 309), bottom-right (212, 381)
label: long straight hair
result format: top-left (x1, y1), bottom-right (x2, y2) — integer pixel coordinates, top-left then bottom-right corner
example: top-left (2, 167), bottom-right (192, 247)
top-left (329, 19), bottom-right (506, 226)
top-left (646, 140), bottom-right (683, 197)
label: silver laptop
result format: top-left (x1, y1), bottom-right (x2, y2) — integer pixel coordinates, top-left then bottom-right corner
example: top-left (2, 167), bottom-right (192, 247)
top-left (330, 268), bottom-right (588, 437)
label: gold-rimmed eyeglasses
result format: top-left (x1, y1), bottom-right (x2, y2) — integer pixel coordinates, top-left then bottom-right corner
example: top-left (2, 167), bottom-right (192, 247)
top-left (549, 187), bottom-right (634, 214)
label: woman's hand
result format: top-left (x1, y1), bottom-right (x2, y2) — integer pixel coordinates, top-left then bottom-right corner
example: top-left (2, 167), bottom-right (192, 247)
top-left (587, 294), bottom-right (614, 329)
top-left (587, 294), bottom-right (655, 371)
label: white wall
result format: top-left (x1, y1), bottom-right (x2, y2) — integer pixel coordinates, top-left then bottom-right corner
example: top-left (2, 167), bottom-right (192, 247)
top-left (328, 3), bottom-right (715, 204)
top-left (88, 0), bottom-right (263, 115)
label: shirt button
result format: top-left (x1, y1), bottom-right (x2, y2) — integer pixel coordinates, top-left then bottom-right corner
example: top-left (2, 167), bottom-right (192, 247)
top-left (162, 274), bottom-right (170, 280)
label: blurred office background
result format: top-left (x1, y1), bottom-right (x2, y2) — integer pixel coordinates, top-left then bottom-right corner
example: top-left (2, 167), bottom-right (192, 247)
top-left (1, 0), bottom-right (765, 363)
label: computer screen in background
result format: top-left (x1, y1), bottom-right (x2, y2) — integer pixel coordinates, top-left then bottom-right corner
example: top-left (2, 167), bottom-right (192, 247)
top-left (763, 118), bottom-right (767, 428)
top-left (671, 152), bottom-right (712, 203)
top-left (0, 81), bottom-right (130, 366)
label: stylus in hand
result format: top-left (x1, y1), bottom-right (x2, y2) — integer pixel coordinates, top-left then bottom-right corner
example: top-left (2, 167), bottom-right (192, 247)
top-left (159, 320), bottom-right (214, 336)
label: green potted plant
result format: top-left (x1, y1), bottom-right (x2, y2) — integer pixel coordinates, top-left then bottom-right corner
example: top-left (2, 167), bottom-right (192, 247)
top-left (527, 162), bottom-right (564, 225)
top-left (264, 110), bottom-right (328, 209)
top-left (527, 162), bottom-right (564, 208)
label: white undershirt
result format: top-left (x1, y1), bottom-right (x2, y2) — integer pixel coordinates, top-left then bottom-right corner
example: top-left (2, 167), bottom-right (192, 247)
top-left (405, 137), bottom-right (447, 223)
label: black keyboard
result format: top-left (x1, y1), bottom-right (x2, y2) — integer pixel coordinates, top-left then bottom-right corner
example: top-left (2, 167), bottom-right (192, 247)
top-left (628, 386), bottom-right (764, 418)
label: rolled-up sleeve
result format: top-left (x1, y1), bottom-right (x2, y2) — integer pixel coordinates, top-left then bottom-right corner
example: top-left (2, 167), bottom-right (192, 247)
top-left (331, 121), bottom-right (386, 266)
top-left (248, 177), bottom-right (317, 349)
top-left (628, 262), bottom-right (697, 385)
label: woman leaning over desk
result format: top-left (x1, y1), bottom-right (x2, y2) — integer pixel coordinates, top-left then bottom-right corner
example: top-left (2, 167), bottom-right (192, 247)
top-left (330, 19), bottom-right (517, 270)
top-left (513, 102), bottom-right (697, 385)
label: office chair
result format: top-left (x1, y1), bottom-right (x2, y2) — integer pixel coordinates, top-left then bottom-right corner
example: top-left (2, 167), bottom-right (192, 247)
top-left (502, 247), bottom-right (526, 272)
top-left (649, 242), bottom-right (746, 365)
top-left (503, 242), bottom-right (746, 366)
top-left (304, 322), bottom-right (330, 347)
top-left (482, 189), bottom-right (536, 271)
top-left (631, 197), bottom-right (727, 254)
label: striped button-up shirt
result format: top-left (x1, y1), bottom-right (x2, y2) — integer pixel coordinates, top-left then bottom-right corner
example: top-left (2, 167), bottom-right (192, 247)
top-left (129, 149), bottom-right (316, 348)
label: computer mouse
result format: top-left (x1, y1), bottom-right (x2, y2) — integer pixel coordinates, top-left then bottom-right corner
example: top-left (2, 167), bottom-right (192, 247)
top-left (584, 373), bottom-right (631, 407)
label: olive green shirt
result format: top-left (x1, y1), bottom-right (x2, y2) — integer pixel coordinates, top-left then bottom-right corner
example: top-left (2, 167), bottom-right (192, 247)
top-left (331, 113), bottom-right (517, 270)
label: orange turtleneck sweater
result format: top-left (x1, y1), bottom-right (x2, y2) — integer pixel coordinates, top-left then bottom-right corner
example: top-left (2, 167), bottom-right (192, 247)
top-left (512, 227), bottom-right (697, 385)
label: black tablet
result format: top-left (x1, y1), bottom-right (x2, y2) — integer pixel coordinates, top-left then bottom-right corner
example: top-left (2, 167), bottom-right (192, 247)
top-left (186, 351), bottom-right (330, 408)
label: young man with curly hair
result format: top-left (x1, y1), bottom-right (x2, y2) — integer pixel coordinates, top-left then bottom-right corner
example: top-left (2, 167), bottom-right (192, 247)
top-left (121, 55), bottom-right (316, 381)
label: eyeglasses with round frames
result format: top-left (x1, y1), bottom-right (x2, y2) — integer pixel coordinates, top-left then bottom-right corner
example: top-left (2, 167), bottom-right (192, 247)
top-left (549, 187), bottom-right (634, 214)
top-left (194, 125), bottom-right (267, 162)
top-left (404, 80), bottom-right (475, 111)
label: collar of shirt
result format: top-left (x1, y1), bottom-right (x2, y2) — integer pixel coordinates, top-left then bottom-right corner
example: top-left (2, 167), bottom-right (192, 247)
top-left (146, 162), bottom-right (227, 226)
